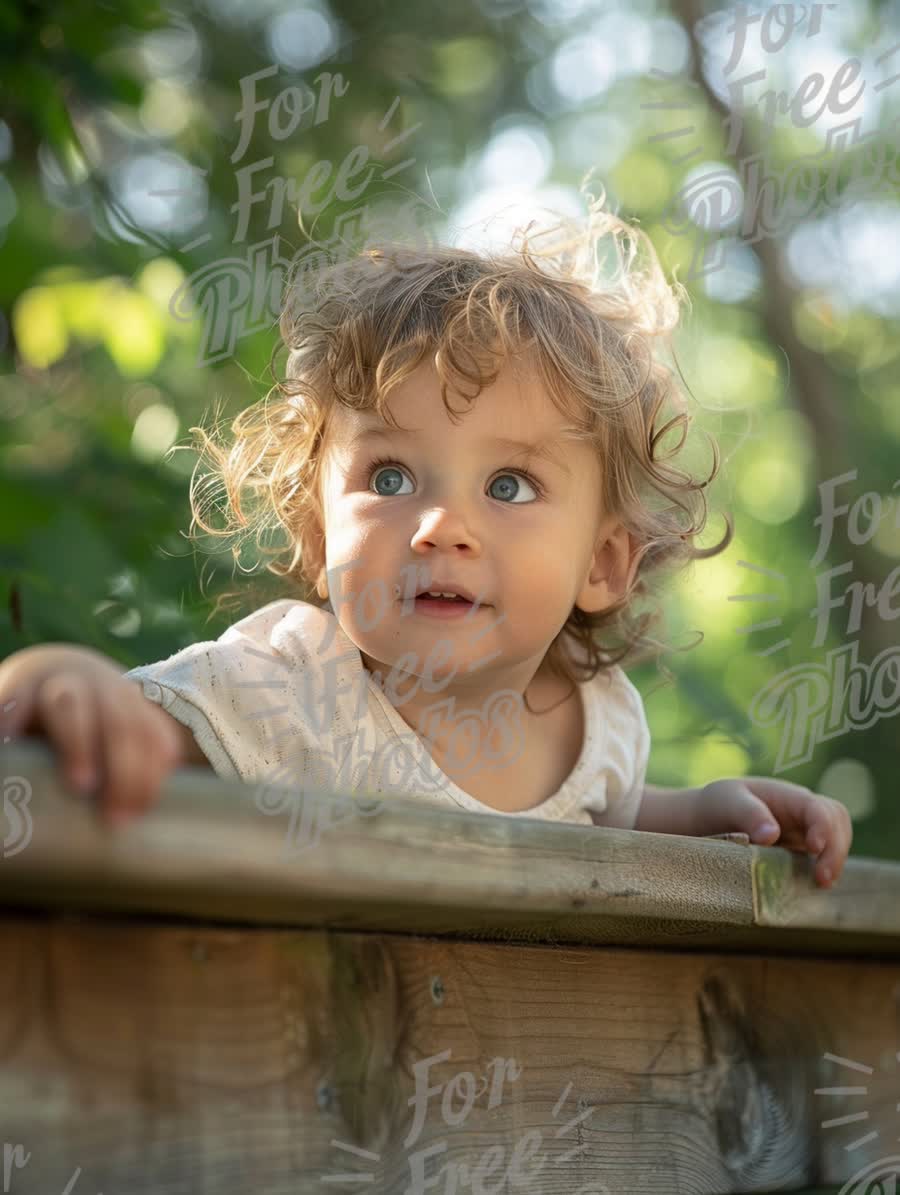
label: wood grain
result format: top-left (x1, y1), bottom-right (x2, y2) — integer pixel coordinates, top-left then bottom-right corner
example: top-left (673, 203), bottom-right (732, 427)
top-left (4, 740), bottom-right (900, 1194)
top-left (1, 918), bottom-right (899, 1194)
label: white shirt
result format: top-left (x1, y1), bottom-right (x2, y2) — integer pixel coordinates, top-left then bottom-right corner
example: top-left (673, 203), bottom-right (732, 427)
top-left (124, 598), bottom-right (650, 829)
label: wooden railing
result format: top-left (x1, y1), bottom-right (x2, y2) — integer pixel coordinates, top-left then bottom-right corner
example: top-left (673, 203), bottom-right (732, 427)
top-left (1, 738), bottom-right (897, 1194)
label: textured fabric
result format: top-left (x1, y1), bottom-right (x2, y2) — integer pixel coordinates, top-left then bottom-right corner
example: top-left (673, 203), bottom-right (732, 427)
top-left (124, 598), bottom-right (650, 828)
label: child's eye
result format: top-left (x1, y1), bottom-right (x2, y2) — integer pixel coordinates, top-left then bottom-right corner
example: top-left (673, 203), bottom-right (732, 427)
top-left (365, 451), bottom-right (540, 499)
top-left (370, 463), bottom-right (414, 496)
top-left (487, 472), bottom-right (538, 503)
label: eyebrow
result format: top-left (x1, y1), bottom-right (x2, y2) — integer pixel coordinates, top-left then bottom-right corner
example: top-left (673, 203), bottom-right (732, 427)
top-left (345, 426), bottom-right (576, 475)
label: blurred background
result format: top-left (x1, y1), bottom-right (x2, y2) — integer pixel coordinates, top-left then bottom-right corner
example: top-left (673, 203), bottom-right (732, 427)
top-left (1, 0), bottom-right (898, 858)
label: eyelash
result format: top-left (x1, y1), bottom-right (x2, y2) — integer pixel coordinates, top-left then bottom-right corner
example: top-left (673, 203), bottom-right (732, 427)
top-left (366, 457), bottom-right (545, 498)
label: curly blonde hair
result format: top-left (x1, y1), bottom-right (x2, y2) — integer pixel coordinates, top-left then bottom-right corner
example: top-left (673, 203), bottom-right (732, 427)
top-left (187, 188), bottom-right (733, 689)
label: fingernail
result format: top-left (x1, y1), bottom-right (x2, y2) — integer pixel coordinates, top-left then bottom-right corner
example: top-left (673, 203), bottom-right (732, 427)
top-left (755, 821), bottom-right (779, 839)
top-left (821, 866), bottom-right (832, 885)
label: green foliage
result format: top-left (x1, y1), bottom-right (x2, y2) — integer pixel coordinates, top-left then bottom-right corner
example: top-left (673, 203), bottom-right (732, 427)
top-left (1, 0), bottom-right (898, 861)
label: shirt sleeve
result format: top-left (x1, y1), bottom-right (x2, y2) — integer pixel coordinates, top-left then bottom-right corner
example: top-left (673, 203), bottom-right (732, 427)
top-left (585, 667), bottom-right (651, 831)
top-left (122, 599), bottom-right (318, 782)
top-left (125, 655), bottom-right (243, 780)
top-left (122, 599), bottom-right (375, 798)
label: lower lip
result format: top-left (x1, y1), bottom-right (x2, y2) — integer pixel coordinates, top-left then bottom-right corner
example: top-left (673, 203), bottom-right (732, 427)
top-left (411, 598), bottom-right (485, 619)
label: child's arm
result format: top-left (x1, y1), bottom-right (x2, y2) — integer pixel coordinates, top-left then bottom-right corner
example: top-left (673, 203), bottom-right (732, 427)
top-left (630, 777), bottom-right (852, 889)
top-left (632, 783), bottom-right (701, 835)
top-left (0, 643), bottom-right (210, 825)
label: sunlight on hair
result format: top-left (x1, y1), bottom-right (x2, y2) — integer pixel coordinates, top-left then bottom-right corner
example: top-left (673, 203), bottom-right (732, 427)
top-left (185, 181), bottom-right (734, 685)
top-left (448, 188), bottom-right (586, 256)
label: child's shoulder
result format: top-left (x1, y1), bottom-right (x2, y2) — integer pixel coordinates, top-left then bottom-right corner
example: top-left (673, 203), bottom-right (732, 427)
top-left (222, 598), bottom-right (338, 654)
top-left (127, 599), bottom-right (352, 685)
top-left (589, 661), bottom-right (645, 704)
top-left (562, 637), bottom-right (645, 714)
top-left (579, 662), bottom-right (649, 741)
top-left (227, 598), bottom-right (360, 672)
top-left (122, 599), bottom-right (362, 782)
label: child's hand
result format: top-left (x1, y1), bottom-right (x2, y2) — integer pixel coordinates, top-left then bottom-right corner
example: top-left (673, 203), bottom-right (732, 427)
top-left (696, 776), bottom-right (853, 888)
top-left (0, 643), bottom-right (190, 826)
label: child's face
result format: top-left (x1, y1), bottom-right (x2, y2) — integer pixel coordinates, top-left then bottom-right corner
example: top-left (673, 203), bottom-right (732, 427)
top-left (317, 357), bottom-right (631, 685)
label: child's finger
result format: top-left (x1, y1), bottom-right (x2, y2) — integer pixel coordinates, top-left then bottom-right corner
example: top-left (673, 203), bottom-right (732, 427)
top-left (812, 856), bottom-right (832, 886)
top-left (806, 821), bottom-right (828, 855)
top-left (823, 820), bottom-right (852, 886)
top-left (93, 689), bottom-right (181, 824)
top-left (92, 688), bottom-right (152, 823)
top-left (807, 802), bottom-right (851, 886)
top-left (34, 673), bottom-right (102, 794)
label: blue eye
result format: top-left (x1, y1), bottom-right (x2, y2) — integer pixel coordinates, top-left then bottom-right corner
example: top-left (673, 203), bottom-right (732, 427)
top-left (365, 458), bottom-right (540, 501)
top-left (488, 472), bottom-right (538, 503)
top-left (371, 464), bottom-right (414, 496)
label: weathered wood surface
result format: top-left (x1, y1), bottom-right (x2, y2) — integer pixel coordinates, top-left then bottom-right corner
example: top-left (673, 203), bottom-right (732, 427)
top-left (1, 918), bottom-right (899, 1194)
top-left (2, 740), bottom-right (900, 957)
top-left (3, 740), bottom-right (900, 1194)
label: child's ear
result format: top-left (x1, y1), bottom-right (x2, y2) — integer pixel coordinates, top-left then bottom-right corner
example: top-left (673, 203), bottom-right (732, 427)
top-left (575, 521), bottom-right (641, 614)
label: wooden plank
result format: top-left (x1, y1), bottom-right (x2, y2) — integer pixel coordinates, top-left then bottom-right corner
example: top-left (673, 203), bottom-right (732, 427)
top-left (1, 916), bottom-right (899, 1194)
top-left (3, 741), bottom-right (900, 957)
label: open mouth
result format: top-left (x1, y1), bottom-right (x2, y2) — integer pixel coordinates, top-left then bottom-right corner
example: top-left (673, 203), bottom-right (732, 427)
top-left (417, 591), bottom-right (471, 604)
top-left (411, 586), bottom-right (487, 616)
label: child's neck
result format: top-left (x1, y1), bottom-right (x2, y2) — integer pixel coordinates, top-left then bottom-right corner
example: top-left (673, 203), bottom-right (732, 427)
top-left (360, 649), bottom-right (574, 780)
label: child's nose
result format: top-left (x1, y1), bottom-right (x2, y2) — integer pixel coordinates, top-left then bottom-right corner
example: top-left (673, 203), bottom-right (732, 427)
top-left (410, 506), bottom-right (482, 556)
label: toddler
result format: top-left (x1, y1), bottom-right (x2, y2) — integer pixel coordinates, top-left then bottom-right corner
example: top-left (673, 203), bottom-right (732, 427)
top-left (0, 196), bottom-right (851, 886)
